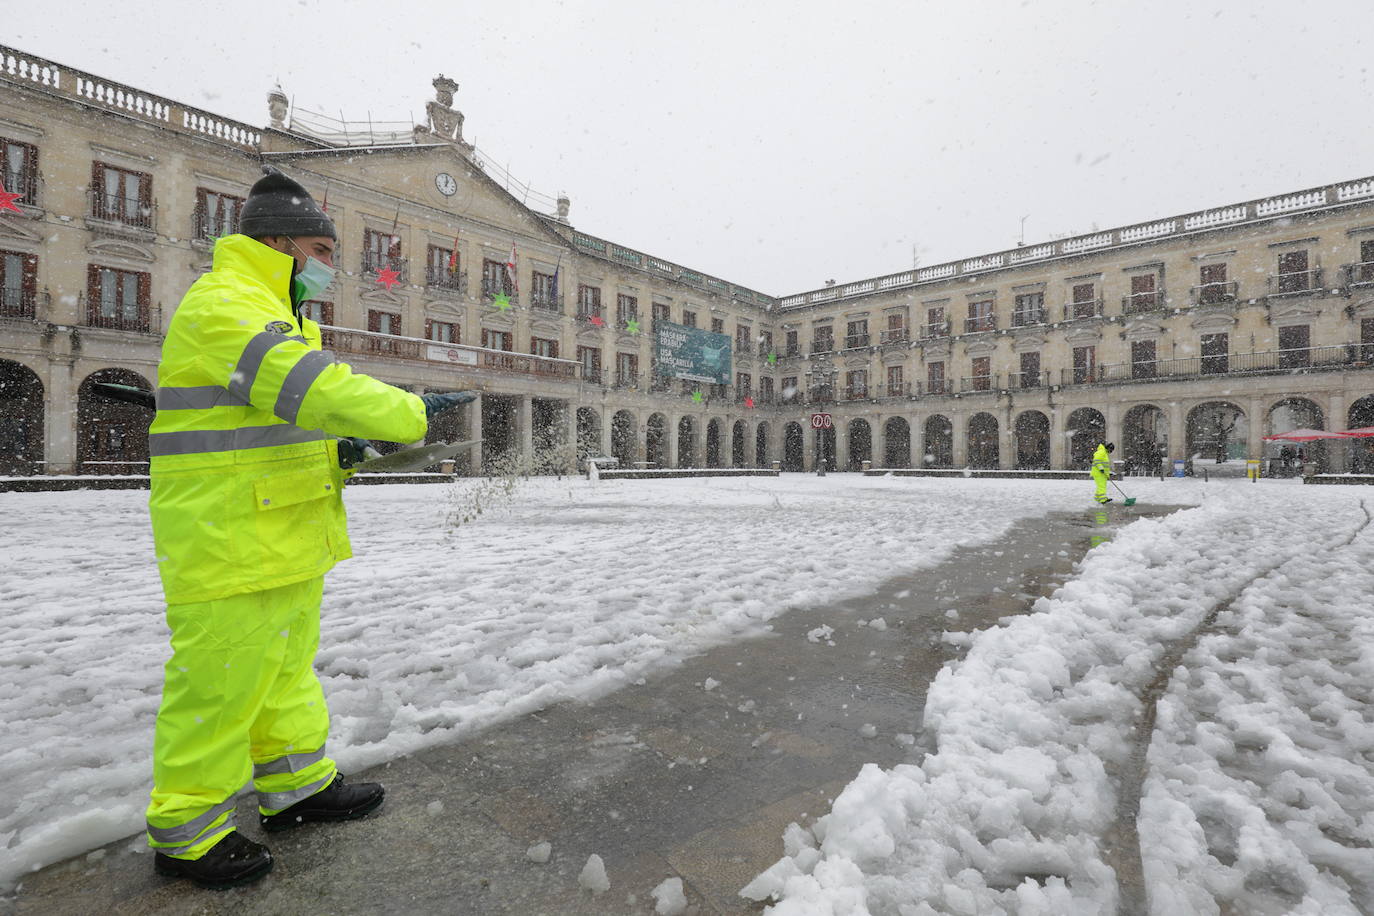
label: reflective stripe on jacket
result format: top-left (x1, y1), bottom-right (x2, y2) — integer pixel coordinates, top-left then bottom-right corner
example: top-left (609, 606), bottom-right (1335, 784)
top-left (1091, 443), bottom-right (1111, 477)
top-left (149, 234), bottom-right (428, 603)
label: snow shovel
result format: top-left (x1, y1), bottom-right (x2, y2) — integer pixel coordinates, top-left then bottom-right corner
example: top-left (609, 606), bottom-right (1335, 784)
top-left (1109, 478), bottom-right (1137, 506)
top-left (354, 438), bottom-right (480, 473)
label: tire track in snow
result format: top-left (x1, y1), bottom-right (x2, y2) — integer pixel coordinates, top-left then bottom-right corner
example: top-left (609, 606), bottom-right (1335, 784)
top-left (1109, 498), bottom-right (1371, 916)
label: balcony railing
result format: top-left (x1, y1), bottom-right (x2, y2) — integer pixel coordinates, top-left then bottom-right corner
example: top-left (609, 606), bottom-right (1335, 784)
top-left (783, 345), bottom-right (802, 357)
top-left (576, 309), bottom-right (605, 326)
top-left (754, 389), bottom-right (777, 405)
top-left (1344, 261), bottom-right (1374, 287)
top-left (582, 368), bottom-right (603, 385)
top-left (925, 378), bottom-right (952, 396)
top-left (921, 321), bottom-right (950, 339)
top-left (1122, 291), bottom-right (1163, 314)
top-left (844, 334), bottom-right (870, 349)
top-left (424, 266), bottom-right (466, 292)
top-left (959, 374), bottom-right (997, 392)
top-left (531, 293), bottom-right (563, 313)
top-left (88, 189), bottom-right (156, 232)
top-left (879, 327), bottom-right (909, 345)
top-left (614, 372), bottom-right (639, 389)
top-left (3, 168), bottom-right (40, 208)
top-left (319, 325), bottom-right (578, 379)
top-left (1010, 308), bottom-right (1046, 328)
top-left (810, 339), bottom-right (834, 354)
top-left (0, 287), bottom-right (35, 319)
top-left (876, 382), bottom-right (911, 398)
top-left (362, 254), bottom-right (408, 284)
top-left (619, 315), bottom-right (642, 332)
top-left (808, 386), bottom-right (836, 404)
top-left (842, 385), bottom-right (869, 400)
top-left (1058, 343), bottom-right (1364, 386)
top-left (1012, 370), bottom-right (1049, 389)
top-left (1268, 268), bottom-right (1323, 295)
top-left (86, 301), bottom-right (151, 333)
top-left (1064, 299), bottom-right (1104, 321)
top-left (964, 315), bottom-right (996, 334)
top-left (481, 278), bottom-right (517, 304)
top-left (734, 388), bottom-right (753, 403)
top-left (1190, 281), bottom-right (1239, 306)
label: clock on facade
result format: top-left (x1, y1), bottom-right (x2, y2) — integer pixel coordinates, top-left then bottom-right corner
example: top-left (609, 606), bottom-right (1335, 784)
top-left (435, 172), bottom-right (458, 196)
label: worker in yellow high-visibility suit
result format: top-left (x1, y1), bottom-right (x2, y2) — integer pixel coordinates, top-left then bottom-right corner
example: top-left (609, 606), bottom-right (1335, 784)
top-left (145, 166), bottom-right (472, 890)
top-left (1092, 441), bottom-right (1116, 504)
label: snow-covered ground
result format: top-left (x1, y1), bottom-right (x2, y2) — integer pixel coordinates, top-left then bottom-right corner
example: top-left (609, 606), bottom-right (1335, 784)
top-left (0, 473), bottom-right (1092, 891)
top-left (3, 475), bottom-right (1368, 915)
top-left (744, 480), bottom-right (1374, 916)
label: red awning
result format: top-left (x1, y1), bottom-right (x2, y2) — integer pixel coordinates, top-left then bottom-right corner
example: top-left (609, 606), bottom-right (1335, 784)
top-left (1262, 428), bottom-right (1353, 442)
top-left (1341, 426), bottom-right (1374, 438)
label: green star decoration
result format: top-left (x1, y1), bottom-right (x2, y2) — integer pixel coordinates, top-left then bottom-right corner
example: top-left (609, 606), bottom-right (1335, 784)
top-left (691, 389), bottom-right (704, 404)
top-left (493, 293), bottom-right (512, 312)
top-left (767, 351), bottom-right (777, 365)
top-left (625, 318), bottom-right (640, 335)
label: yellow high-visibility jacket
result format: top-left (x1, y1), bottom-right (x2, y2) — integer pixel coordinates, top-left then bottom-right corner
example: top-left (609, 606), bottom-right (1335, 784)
top-left (1091, 443), bottom-right (1111, 478)
top-left (149, 234), bottom-right (427, 604)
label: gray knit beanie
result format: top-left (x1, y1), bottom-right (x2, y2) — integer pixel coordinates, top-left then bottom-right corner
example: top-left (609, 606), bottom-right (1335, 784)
top-left (238, 165), bottom-right (335, 239)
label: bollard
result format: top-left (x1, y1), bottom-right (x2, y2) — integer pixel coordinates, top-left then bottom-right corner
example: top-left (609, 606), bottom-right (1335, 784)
top-left (1203, 468), bottom-right (1208, 483)
top-left (862, 460), bottom-right (871, 472)
top-left (772, 460), bottom-right (781, 472)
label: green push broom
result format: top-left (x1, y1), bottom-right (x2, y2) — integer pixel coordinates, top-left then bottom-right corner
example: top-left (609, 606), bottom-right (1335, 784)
top-left (1110, 478), bottom-right (1137, 506)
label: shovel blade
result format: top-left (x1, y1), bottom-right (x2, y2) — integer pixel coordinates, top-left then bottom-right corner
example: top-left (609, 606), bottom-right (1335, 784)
top-left (1124, 497), bottom-right (1137, 506)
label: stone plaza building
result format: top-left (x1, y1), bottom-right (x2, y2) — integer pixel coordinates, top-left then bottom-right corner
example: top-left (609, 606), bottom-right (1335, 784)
top-left (2, 44), bottom-right (1373, 477)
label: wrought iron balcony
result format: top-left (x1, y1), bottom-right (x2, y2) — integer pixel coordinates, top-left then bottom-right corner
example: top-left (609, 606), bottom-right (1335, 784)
top-left (1012, 369), bottom-right (1049, 389)
top-left (879, 327), bottom-right (909, 345)
top-left (362, 253), bottom-right (408, 284)
top-left (959, 373), bottom-right (997, 392)
top-left (1190, 281), bottom-right (1238, 306)
top-left (0, 286), bottom-right (36, 320)
top-left (424, 266), bottom-right (467, 293)
top-left (87, 189), bottom-right (157, 234)
top-left (876, 382), bottom-right (911, 398)
top-left (842, 384), bottom-right (869, 401)
top-left (925, 378), bottom-right (952, 395)
top-left (1064, 298), bottom-right (1104, 321)
top-left (1122, 291), bottom-right (1163, 315)
top-left (1010, 308), bottom-right (1046, 328)
top-left (481, 278), bottom-right (518, 305)
top-left (844, 334), bottom-right (871, 349)
top-left (810, 339), bottom-right (834, 355)
top-left (1268, 268), bottom-right (1323, 296)
top-left (963, 315), bottom-right (996, 334)
top-left (2, 167), bottom-right (40, 208)
top-left (921, 321), bottom-right (950, 339)
top-left (530, 293), bottom-right (563, 313)
top-left (1344, 261), bottom-right (1374, 288)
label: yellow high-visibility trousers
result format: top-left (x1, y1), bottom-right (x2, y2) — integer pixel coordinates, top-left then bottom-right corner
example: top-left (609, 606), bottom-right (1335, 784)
top-left (146, 576), bottom-right (336, 859)
top-left (1092, 471), bottom-right (1109, 503)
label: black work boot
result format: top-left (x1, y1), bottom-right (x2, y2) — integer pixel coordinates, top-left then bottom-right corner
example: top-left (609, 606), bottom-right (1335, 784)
top-left (260, 773), bottom-right (385, 832)
top-left (154, 831), bottom-right (273, 890)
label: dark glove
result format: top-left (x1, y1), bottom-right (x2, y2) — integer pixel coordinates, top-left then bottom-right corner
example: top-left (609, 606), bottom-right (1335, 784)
top-left (337, 437), bottom-right (378, 469)
top-left (420, 390), bottom-right (478, 418)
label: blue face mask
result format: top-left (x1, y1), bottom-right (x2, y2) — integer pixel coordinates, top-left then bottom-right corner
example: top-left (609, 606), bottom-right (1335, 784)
top-left (289, 240), bottom-right (336, 302)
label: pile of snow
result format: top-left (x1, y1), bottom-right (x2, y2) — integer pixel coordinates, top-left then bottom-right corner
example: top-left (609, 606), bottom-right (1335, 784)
top-left (578, 853), bottom-right (610, 893)
top-left (651, 875), bottom-right (688, 914)
top-left (746, 484), bottom-right (1371, 914)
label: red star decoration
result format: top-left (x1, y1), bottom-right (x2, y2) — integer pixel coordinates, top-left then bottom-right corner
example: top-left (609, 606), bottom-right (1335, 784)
top-left (745, 396), bottom-right (755, 408)
top-left (376, 267), bottom-right (401, 290)
top-left (589, 314), bottom-right (604, 327)
top-left (0, 185), bottom-right (23, 214)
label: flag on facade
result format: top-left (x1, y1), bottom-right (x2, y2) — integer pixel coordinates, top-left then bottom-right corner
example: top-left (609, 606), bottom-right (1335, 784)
top-left (506, 242), bottom-right (518, 293)
top-left (448, 233), bottom-right (460, 272)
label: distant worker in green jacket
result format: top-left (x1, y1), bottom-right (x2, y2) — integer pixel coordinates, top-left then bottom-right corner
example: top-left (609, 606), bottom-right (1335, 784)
top-left (144, 166), bottom-right (472, 890)
top-left (1092, 441), bottom-right (1115, 504)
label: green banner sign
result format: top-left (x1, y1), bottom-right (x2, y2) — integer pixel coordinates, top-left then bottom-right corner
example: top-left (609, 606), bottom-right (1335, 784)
top-left (654, 320), bottom-right (732, 385)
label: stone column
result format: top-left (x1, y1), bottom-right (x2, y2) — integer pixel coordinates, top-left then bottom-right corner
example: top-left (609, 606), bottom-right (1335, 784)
top-left (874, 416), bottom-right (887, 468)
top-left (1168, 402), bottom-right (1186, 467)
top-left (518, 394), bottom-right (534, 468)
top-left (912, 414), bottom-right (925, 467)
top-left (1246, 396), bottom-right (1265, 464)
top-left (999, 413), bottom-right (1014, 470)
top-left (1328, 391), bottom-right (1347, 472)
top-left (46, 357), bottom-right (78, 475)
top-left (468, 394), bottom-right (484, 475)
top-left (836, 419), bottom-right (850, 471)
top-left (599, 406), bottom-right (613, 461)
top-left (803, 425), bottom-right (816, 471)
top-left (561, 400), bottom-right (578, 473)
top-left (1049, 404), bottom-right (1067, 469)
top-left (952, 411), bottom-right (968, 466)
top-left (666, 412), bottom-right (679, 468)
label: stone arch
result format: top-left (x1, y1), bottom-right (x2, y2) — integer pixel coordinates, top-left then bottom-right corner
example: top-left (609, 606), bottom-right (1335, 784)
top-left (576, 407), bottom-right (601, 459)
top-left (782, 421), bottom-right (805, 471)
top-left (1267, 396), bottom-right (1324, 434)
top-left (923, 414), bottom-right (953, 467)
top-left (1123, 404), bottom-right (1168, 475)
top-left (1186, 401), bottom-right (1247, 464)
top-left (755, 421), bottom-right (770, 468)
top-left (732, 419), bottom-right (748, 467)
top-left (705, 417), bottom-right (723, 467)
top-left (884, 416), bottom-right (911, 468)
top-left (646, 413), bottom-right (668, 468)
top-left (610, 410), bottom-right (637, 467)
top-left (1014, 410), bottom-right (1050, 469)
top-left (967, 412), bottom-right (999, 469)
top-left (78, 368), bottom-right (153, 473)
top-left (1349, 394), bottom-right (1374, 473)
top-left (1266, 397), bottom-right (1328, 475)
top-left (1066, 407), bottom-right (1106, 469)
top-left (0, 358), bottom-right (44, 475)
top-left (847, 418), bottom-right (872, 470)
top-left (677, 415), bottom-right (697, 467)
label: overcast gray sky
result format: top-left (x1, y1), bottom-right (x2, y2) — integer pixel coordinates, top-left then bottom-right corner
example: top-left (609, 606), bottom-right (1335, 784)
top-left (9, 0), bottom-right (1371, 294)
